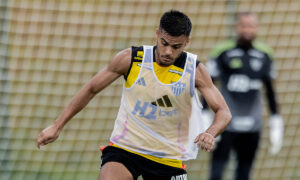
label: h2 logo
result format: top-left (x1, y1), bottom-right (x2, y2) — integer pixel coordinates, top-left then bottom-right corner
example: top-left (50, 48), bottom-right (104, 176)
top-left (132, 96), bottom-right (177, 120)
top-left (132, 101), bottom-right (157, 120)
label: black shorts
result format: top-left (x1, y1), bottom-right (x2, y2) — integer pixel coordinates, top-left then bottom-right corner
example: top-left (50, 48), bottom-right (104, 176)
top-left (100, 146), bottom-right (187, 180)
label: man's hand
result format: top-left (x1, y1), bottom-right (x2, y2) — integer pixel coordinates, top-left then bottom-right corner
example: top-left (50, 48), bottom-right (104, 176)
top-left (37, 124), bottom-right (61, 149)
top-left (194, 132), bottom-right (215, 152)
top-left (269, 114), bottom-right (284, 155)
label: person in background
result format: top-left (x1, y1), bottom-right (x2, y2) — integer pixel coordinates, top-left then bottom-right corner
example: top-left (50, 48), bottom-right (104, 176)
top-left (202, 12), bottom-right (284, 180)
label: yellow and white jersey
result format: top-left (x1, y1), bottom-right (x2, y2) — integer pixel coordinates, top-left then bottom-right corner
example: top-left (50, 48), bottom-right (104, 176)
top-left (110, 45), bottom-right (204, 163)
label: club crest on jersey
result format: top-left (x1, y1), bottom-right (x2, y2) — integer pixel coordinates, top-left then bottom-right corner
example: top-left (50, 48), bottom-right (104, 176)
top-left (249, 58), bottom-right (263, 72)
top-left (248, 49), bottom-right (264, 58)
top-left (136, 77), bottom-right (146, 86)
top-left (171, 82), bottom-right (186, 96)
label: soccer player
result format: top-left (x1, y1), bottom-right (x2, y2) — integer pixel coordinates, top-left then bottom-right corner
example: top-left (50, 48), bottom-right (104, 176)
top-left (37, 10), bottom-right (232, 180)
top-left (203, 12), bottom-right (284, 180)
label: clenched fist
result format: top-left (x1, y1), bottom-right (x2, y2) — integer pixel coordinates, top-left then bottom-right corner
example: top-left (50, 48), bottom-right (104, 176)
top-left (37, 124), bottom-right (61, 149)
top-left (194, 132), bottom-right (215, 152)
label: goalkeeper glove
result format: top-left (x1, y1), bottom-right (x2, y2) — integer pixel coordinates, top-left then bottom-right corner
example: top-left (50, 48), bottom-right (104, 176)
top-left (269, 114), bottom-right (284, 155)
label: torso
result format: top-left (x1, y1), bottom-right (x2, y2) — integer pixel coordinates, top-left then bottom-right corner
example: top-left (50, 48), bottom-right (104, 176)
top-left (211, 40), bottom-right (274, 132)
top-left (110, 45), bottom-right (203, 163)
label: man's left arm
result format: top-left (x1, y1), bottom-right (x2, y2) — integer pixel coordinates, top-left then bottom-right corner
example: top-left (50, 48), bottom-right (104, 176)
top-left (263, 58), bottom-right (284, 155)
top-left (194, 63), bottom-right (232, 152)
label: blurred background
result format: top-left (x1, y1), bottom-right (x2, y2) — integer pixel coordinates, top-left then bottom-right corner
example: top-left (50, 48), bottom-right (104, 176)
top-left (0, 0), bottom-right (299, 179)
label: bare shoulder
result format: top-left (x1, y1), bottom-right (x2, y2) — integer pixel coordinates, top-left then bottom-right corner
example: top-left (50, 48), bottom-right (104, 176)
top-left (195, 62), bottom-right (213, 89)
top-left (107, 48), bottom-right (132, 75)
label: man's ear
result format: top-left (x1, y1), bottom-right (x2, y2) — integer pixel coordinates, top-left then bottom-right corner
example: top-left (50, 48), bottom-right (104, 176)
top-left (156, 28), bottom-right (159, 38)
top-left (186, 37), bottom-right (191, 46)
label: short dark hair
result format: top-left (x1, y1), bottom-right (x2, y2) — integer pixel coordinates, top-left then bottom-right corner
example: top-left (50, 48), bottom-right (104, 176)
top-left (159, 10), bottom-right (192, 37)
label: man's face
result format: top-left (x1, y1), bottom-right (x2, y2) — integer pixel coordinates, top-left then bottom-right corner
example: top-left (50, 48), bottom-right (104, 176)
top-left (235, 15), bottom-right (258, 42)
top-left (155, 29), bottom-right (189, 66)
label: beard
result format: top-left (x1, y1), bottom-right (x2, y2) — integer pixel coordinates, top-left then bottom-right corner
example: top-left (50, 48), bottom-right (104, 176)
top-left (237, 36), bottom-right (255, 49)
top-left (155, 48), bottom-right (175, 66)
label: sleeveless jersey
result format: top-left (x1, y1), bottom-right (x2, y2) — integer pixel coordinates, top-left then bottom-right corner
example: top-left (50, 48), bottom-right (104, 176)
top-left (110, 46), bottom-right (203, 161)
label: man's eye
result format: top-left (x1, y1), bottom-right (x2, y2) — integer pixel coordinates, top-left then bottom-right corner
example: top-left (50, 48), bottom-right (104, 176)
top-left (173, 46), bottom-right (181, 49)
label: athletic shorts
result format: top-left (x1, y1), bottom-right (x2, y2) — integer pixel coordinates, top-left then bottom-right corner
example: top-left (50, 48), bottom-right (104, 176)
top-left (100, 146), bottom-right (187, 180)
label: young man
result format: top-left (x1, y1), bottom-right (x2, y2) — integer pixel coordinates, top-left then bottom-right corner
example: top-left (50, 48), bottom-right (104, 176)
top-left (37, 10), bottom-right (231, 180)
top-left (203, 12), bottom-right (284, 180)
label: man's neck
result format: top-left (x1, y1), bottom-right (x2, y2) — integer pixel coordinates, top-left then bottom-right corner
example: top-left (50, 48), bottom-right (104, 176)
top-left (237, 38), bottom-right (253, 50)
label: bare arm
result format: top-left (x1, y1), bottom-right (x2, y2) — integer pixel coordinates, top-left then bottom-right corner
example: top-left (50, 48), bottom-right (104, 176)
top-left (37, 48), bottom-right (132, 148)
top-left (194, 63), bottom-right (231, 152)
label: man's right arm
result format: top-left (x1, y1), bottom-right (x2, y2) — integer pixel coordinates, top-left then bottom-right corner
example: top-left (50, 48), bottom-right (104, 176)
top-left (194, 63), bottom-right (232, 152)
top-left (37, 48), bottom-right (132, 149)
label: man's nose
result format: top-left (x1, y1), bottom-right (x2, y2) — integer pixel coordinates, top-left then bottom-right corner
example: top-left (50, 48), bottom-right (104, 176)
top-left (165, 46), bottom-right (172, 55)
